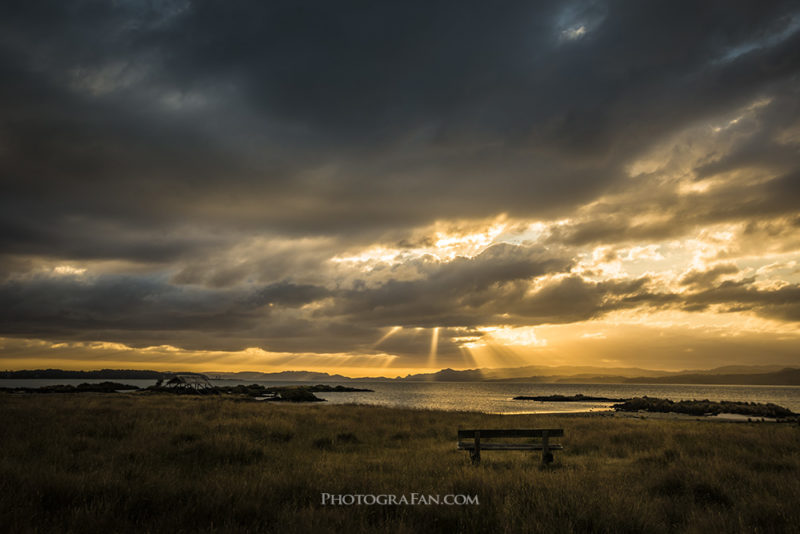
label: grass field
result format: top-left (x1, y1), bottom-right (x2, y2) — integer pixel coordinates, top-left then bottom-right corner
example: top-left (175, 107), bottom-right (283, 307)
top-left (1, 393), bottom-right (799, 533)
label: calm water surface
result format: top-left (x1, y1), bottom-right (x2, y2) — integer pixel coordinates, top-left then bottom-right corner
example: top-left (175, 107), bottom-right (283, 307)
top-left (305, 381), bottom-right (800, 414)
top-left (3, 379), bottom-right (799, 414)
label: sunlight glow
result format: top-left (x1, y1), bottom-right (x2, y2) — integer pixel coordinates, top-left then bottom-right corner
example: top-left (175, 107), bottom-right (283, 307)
top-left (53, 265), bottom-right (87, 276)
top-left (561, 24), bottom-right (586, 40)
top-left (328, 215), bottom-right (512, 273)
top-left (480, 326), bottom-right (546, 348)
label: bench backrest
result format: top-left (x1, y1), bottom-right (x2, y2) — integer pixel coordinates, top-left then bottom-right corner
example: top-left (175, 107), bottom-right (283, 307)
top-left (458, 429), bottom-right (564, 439)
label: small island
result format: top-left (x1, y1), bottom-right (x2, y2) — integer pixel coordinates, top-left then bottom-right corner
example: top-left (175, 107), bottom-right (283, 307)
top-left (513, 394), bottom-right (625, 402)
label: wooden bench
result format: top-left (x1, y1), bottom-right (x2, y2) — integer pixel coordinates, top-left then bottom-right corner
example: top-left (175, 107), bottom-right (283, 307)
top-left (457, 429), bottom-right (564, 465)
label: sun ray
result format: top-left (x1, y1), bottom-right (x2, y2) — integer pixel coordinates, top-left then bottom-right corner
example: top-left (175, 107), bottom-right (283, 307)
top-left (372, 326), bottom-right (401, 348)
top-left (380, 354), bottom-right (398, 368)
top-left (482, 340), bottom-right (530, 368)
top-left (458, 345), bottom-right (479, 370)
top-left (427, 327), bottom-right (440, 368)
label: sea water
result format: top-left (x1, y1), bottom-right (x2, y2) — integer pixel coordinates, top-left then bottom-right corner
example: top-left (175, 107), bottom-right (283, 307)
top-left (3, 379), bottom-right (799, 414)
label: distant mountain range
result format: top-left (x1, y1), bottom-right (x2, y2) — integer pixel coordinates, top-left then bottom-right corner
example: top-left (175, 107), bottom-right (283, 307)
top-left (381, 365), bottom-right (800, 385)
top-left (0, 369), bottom-right (165, 380)
top-left (3, 365), bottom-right (799, 385)
top-left (392, 365), bottom-right (800, 385)
top-left (614, 368), bottom-right (800, 386)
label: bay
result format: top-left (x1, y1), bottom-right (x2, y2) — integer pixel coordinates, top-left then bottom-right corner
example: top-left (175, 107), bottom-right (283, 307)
top-left (3, 378), bottom-right (798, 414)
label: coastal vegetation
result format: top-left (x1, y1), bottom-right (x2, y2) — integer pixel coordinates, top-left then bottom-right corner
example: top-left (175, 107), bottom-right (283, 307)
top-left (1, 393), bottom-right (799, 533)
top-left (613, 396), bottom-right (797, 418)
top-left (513, 394), bottom-right (797, 419)
top-left (0, 381), bottom-right (140, 394)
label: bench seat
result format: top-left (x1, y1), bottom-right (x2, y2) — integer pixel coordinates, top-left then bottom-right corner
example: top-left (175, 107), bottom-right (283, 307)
top-left (458, 428), bottom-right (564, 464)
top-left (458, 442), bottom-right (564, 451)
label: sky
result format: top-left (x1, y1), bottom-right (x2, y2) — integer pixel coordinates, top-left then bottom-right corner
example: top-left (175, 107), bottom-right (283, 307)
top-left (1, 1), bottom-right (799, 376)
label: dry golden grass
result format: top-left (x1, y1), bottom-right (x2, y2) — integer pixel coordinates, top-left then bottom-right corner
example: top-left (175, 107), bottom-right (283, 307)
top-left (1, 393), bottom-right (798, 533)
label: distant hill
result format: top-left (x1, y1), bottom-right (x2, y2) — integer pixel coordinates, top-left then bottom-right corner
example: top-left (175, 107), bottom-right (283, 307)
top-left (393, 365), bottom-right (674, 382)
top-left (207, 370), bottom-right (353, 382)
top-left (550, 369), bottom-right (800, 385)
top-left (0, 369), bottom-right (166, 379)
top-left (480, 364), bottom-right (672, 379)
top-left (395, 368), bottom-right (485, 382)
top-left (620, 368), bottom-right (800, 386)
top-left (695, 365), bottom-right (791, 375)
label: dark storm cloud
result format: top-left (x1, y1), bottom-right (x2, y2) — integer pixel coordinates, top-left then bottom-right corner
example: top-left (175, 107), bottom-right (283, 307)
top-left (544, 167), bottom-right (800, 249)
top-left (323, 244), bottom-right (574, 328)
top-left (544, 82), bottom-right (800, 248)
top-left (0, 275), bottom-right (328, 329)
top-left (0, 273), bottom-right (249, 334)
top-left (0, 272), bottom-right (344, 352)
top-left (248, 282), bottom-right (330, 308)
top-left (1, 1), bottom-right (800, 358)
top-left (2, 1), bottom-right (799, 253)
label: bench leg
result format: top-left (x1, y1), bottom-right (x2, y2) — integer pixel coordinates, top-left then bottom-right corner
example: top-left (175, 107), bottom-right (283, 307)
top-left (469, 449), bottom-right (480, 464)
top-left (472, 431), bottom-right (481, 465)
top-left (541, 431), bottom-right (553, 465)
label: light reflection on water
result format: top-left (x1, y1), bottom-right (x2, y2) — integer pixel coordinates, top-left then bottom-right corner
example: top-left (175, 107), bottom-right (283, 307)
top-left (3, 379), bottom-right (798, 414)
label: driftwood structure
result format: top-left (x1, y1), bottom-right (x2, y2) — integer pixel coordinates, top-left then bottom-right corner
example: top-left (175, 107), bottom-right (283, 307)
top-left (156, 373), bottom-right (213, 391)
